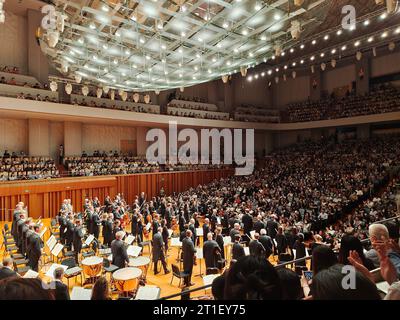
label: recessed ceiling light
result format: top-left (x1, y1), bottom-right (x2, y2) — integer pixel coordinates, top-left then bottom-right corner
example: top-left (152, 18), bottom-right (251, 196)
top-left (310, 56), bottom-right (315, 61)
top-left (324, 35), bottom-right (329, 40)
top-left (261, 35), bottom-right (267, 41)
top-left (181, 31), bottom-right (186, 37)
top-left (380, 13), bottom-right (387, 20)
top-left (341, 45), bottom-right (347, 51)
top-left (354, 40), bottom-right (360, 47)
top-left (367, 36), bottom-right (374, 42)
top-left (101, 5), bottom-right (109, 12)
top-left (331, 48), bottom-right (337, 54)
top-left (320, 52), bottom-right (325, 57)
top-left (261, 72), bottom-right (265, 77)
top-left (381, 31), bottom-right (388, 38)
top-left (275, 68), bottom-right (279, 72)
top-left (336, 30), bottom-right (342, 36)
top-left (292, 62), bottom-right (296, 66)
top-left (312, 40), bottom-right (317, 45)
top-left (274, 13), bottom-right (280, 21)
top-left (223, 21), bottom-right (229, 29)
top-left (268, 70), bottom-right (272, 75)
top-left (300, 59), bottom-right (304, 64)
top-left (395, 28), bottom-right (400, 34)
top-left (89, 23), bottom-right (96, 29)
top-left (300, 44), bottom-right (305, 49)
top-left (363, 20), bottom-right (370, 26)
top-left (290, 48), bottom-right (294, 53)
top-left (284, 65), bottom-right (288, 70)
top-left (242, 30), bottom-right (248, 36)
top-left (255, 2), bottom-right (262, 10)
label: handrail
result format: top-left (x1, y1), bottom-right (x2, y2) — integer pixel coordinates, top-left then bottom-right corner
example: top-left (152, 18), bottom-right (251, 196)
top-left (158, 215), bottom-right (400, 300)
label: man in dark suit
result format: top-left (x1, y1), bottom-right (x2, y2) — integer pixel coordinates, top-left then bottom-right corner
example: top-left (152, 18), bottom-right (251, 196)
top-left (59, 212), bottom-right (67, 244)
top-left (253, 216), bottom-right (265, 234)
top-left (28, 225), bottom-right (42, 272)
top-left (11, 203), bottom-right (23, 240)
top-left (188, 219), bottom-right (197, 245)
top-left (266, 215), bottom-right (279, 239)
top-left (182, 230), bottom-right (196, 286)
top-left (152, 214), bottom-right (160, 239)
top-left (232, 234), bottom-right (245, 261)
top-left (249, 233), bottom-right (265, 258)
top-left (21, 218), bottom-right (32, 257)
top-left (16, 213), bottom-right (26, 249)
top-left (203, 233), bottom-right (220, 269)
top-left (51, 267), bottom-right (70, 300)
top-left (72, 219), bottom-right (84, 264)
top-left (111, 231), bottom-right (129, 269)
top-left (259, 229), bottom-right (273, 259)
top-left (152, 227), bottom-right (170, 274)
top-left (91, 209), bottom-right (101, 240)
top-left (202, 218), bottom-right (210, 244)
top-left (65, 214), bottom-right (74, 248)
top-left (102, 214), bottom-right (113, 247)
top-left (241, 210), bottom-right (253, 236)
top-left (0, 258), bottom-right (17, 280)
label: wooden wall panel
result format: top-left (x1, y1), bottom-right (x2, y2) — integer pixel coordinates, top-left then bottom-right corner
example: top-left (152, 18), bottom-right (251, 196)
top-left (0, 169), bottom-right (233, 220)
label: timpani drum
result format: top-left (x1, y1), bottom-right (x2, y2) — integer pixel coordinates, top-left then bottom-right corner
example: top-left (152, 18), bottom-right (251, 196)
top-left (81, 256), bottom-right (103, 279)
top-left (112, 267), bottom-right (142, 294)
top-left (128, 256), bottom-right (150, 280)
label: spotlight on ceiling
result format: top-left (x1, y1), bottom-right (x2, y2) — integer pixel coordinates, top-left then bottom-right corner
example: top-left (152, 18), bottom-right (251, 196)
top-left (290, 20), bottom-right (301, 40)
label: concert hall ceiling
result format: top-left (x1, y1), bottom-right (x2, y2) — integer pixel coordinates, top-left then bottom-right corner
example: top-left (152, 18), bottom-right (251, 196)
top-left (36, 0), bottom-right (399, 92)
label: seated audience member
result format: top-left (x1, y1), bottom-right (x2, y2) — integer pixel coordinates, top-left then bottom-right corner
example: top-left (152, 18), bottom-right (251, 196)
top-left (50, 267), bottom-right (70, 300)
top-left (276, 268), bottom-right (304, 300)
top-left (311, 264), bottom-right (381, 300)
top-left (223, 256), bottom-right (282, 300)
top-left (91, 277), bottom-right (111, 300)
top-left (338, 235), bottom-right (375, 270)
top-left (0, 258), bottom-right (17, 280)
top-left (311, 245), bottom-right (338, 275)
top-left (0, 278), bottom-right (55, 300)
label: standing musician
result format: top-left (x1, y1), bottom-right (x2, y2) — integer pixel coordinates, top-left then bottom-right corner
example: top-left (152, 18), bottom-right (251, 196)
top-left (58, 212), bottom-right (67, 245)
top-left (101, 213), bottom-right (113, 248)
top-left (111, 231), bottom-right (129, 268)
top-left (152, 227), bottom-right (170, 275)
top-left (28, 225), bottom-right (42, 272)
top-left (65, 214), bottom-right (75, 249)
top-left (72, 219), bottom-right (84, 263)
top-left (91, 207), bottom-right (101, 240)
top-left (182, 230), bottom-right (196, 287)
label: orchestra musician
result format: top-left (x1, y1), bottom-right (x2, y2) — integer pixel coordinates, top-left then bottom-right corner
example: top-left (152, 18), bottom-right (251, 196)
top-left (203, 232), bottom-right (221, 269)
top-left (111, 231), bottom-right (129, 268)
top-left (65, 214), bottom-right (74, 248)
top-left (101, 213), bottom-right (113, 248)
top-left (58, 212), bottom-right (67, 245)
top-left (28, 225), bottom-right (42, 272)
top-left (72, 219), bottom-right (84, 263)
top-left (182, 230), bottom-right (196, 287)
top-left (152, 227), bottom-right (170, 275)
top-left (232, 234), bottom-right (245, 260)
top-left (91, 208), bottom-right (101, 240)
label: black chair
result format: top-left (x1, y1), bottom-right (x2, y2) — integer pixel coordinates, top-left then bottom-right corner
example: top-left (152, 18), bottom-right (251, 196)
top-left (170, 264), bottom-right (189, 288)
top-left (62, 257), bottom-right (83, 287)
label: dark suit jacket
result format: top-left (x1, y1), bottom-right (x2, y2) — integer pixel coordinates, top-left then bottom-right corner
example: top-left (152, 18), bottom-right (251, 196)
top-left (29, 234), bottom-right (42, 263)
top-left (53, 280), bottom-right (70, 300)
top-left (0, 267), bottom-right (17, 280)
top-left (242, 214), bottom-right (253, 234)
top-left (249, 240), bottom-right (265, 258)
top-left (182, 237), bottom-right (196, 272)
top-left (203, 240), bottom-right (220, 268)
top-left (229, 229), bottom-right (240, 243)
top-left (111, 239), bottom-right (129, 268)
top-left (202, 224), bottom-right (210, 239)
top-left (72, 226), bottom-right (84, 252)
top-left (259, 235), bottom-right (273, 257)
top-left (59, 216), bottom-right (67, 239)
top-left (253, 221), bottom-right (265, 234)
top-left (152, 232), bottom-right (164, 262)
top-left (266, 220), bottom-right (278, 238)
top-left (232, 242), bottom-right (245, 261)
top-left (102, 220), bottom-right (113, 245)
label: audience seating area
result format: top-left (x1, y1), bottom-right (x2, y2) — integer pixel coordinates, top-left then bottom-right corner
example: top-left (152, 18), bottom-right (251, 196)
top-left (286, 85), bottom-right (400, 123)
top-left (234, 105), bottom-right (280, 123)
top-left (0, 155), bottom-right (59, 181)
top-left (167, 99), bottom-right (229, 120)
top-left (70, 94), bottom-right (160, 114)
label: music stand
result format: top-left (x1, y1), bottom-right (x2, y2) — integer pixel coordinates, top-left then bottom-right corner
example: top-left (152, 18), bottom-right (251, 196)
top-left (195, 248), bottom-right (203, 276)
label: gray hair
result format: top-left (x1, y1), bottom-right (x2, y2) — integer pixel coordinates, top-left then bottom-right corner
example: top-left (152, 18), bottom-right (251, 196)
top-left (369, 223), bottom-right (389, 241)
top-left (260, 229), bottom-right (267, 235)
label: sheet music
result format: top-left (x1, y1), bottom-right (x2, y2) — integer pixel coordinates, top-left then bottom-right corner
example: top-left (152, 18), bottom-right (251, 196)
top-left (196, 228), bottom-right (203, 237)
top-left (146, 223), bottom-right (151, 231)
top-left (134, 286), bottom-right (161, 300)
top-left (203, 274), bottom-right (219, 287)
top-left (195, 248), bottom-right (203, 259)
top-left (45, 263), bottom-right (68, 279)
top-left (273, 239), bottom-right (278, 247)
top-left (99, 248), bottom-right (111, 255)
top-left (127, 245), bottom-right (142, 257)
top-left (170, 237), bottom-right (182, 247)
top-left (125, 235), bottom-right (135, 245)
top-left (46, 235), bottom-right (56, 250)
top-left (217, 217), bottom-right (221, 225)
top-left (244, 247), bottom-right (250, 256)
top-left (223, 236), bottom-right (232, 246)
top-left (376, 281), bottom-right (390, 294)
top-left (250, 230), bottom-right (256, 239)
top-left (168, 229), bottom-right (173, 238)
top-left (39, 227), bottom-right (47, 239)
top-left (23, 270), bottom-right (39, 279)
top-left (70, 287), bottom-right (92, 300)
top-left (51, 243), bottom-right (64, 257)
top-left (85, 234), bottom-right (95, 246)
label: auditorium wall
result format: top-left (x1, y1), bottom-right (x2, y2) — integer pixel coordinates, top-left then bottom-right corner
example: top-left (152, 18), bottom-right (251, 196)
top-left (0, 118), bottom-right (28, 154)
top-left (322, 64), bottom-right (355, 94)
top-left (371, 51), bottom-right (400, 77)
top-left (82, 124), bottom-right (137, 154)
top-left (273, 75), bottom-right (310, 107)
top-left (0, 11), bottom-right (28, 74)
